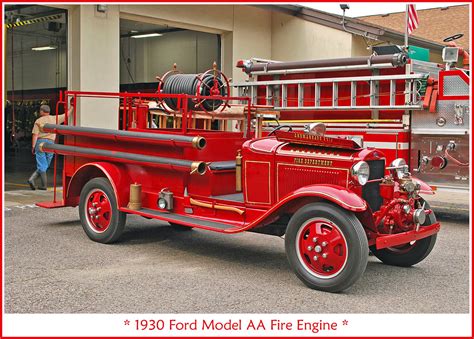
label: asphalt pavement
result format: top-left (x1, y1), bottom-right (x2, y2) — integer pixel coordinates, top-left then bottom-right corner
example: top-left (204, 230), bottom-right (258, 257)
top-left (4, 201), bottom-right (469, 314)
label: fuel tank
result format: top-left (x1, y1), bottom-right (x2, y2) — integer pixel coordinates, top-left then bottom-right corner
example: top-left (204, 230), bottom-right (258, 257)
top-left (241, 133), bottom-right (386, 209)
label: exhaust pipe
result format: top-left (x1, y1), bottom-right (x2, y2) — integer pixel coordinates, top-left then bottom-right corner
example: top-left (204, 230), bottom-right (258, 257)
top-left (39, 142), bottom-right (207, 175)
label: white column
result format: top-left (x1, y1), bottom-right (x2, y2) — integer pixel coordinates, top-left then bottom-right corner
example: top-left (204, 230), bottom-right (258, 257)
top-left (68, 5), bottom-right (120, 129)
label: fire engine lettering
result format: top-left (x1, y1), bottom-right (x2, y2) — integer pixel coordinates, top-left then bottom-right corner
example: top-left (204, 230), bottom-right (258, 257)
top-left (294, 158), bottom-right (333, 167)
top-left (294, 133), bottom-right (330, 142)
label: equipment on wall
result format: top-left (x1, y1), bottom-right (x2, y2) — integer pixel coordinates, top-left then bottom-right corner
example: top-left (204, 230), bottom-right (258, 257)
top-left (5, 99), bottom-right (51, 150)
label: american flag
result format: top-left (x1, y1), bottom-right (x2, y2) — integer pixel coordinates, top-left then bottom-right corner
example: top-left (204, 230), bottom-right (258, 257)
top-left (407, 4), bottom-right (419, 35)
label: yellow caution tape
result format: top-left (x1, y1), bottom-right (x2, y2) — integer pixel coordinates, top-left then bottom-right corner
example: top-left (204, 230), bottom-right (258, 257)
top-left (5, 14), bottom-right (62, 29)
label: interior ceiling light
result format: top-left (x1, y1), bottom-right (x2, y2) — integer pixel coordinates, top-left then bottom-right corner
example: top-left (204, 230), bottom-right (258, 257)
top-left (32, 46), bottom-right (57, 51)
top-left (131, 33), bottom-right (163, 39)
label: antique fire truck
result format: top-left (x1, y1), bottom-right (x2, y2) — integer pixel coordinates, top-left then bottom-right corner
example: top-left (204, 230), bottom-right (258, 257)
top-left (38, 56), bottom-right (442, 292)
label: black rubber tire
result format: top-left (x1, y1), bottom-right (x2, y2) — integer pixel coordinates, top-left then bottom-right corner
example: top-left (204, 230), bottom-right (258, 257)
top-left (169, 222), bottom-right (193, 231)
top-left (285, 202), bottom-right (368, 293)
top-left (79, 177), bottom-right (126, 244)
top-left (370, 200), bottom-right (437, 267)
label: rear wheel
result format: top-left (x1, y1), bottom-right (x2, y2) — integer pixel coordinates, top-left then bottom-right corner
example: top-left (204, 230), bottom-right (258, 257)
top-left (370, 200), bottom-right (437, 267)
top-left (79, 177), bottom-right (126, 243)
top-left (285, 202), bottom-right (368, 293)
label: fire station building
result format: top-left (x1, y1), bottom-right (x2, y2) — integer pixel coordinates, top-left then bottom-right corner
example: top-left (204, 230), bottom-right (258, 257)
top-left (7, 5), bottom-right (457, 127)
top-left (4, 4), bottom-right (468, 188)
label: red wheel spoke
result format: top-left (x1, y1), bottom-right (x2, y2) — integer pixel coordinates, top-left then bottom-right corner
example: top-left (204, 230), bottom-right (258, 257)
top-left (314, 222), bottom-right (324, 236)
top-left (97, 214), bottom-right (108, 228)
top-left (327, 250), bottom-right (346, 268)
top-left (328, 233), bottom-right (344, 247)
top-left (91, 192), bottom-right (101, 205)
top-left (302, 238), bottom-right (313, 250)
top-left (100, 200), bottom-right (111, 214)
top-left (310, 259), bottom-right (322, 270)
top-left (301, 227), bottom-right (318, 250)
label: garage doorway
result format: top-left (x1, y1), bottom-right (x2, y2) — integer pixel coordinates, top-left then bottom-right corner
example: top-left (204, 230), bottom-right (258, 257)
top-left (119, 18), bottom-right (221, 93)
top-left (4, 5), bottom-right (67, 191)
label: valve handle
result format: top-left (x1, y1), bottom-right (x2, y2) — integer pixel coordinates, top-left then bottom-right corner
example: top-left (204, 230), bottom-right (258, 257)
top-left (195, 66), bottom-right (231, 114)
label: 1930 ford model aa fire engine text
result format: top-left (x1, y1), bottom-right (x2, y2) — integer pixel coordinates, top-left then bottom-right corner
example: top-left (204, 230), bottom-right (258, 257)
top-left (37, 56), bottom-right (442, 292)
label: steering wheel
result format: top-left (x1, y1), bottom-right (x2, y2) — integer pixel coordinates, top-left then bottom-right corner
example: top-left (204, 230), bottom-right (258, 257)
top-left (443, 33), bottom-right (463, 43)
top-left (268, 125), bottom-right (293, 136)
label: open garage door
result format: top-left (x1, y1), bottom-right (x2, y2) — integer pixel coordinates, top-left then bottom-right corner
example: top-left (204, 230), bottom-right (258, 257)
top-left (4, 5), bottom-right (67, 191)
top-left (119, 18), bottom-right (221, 92)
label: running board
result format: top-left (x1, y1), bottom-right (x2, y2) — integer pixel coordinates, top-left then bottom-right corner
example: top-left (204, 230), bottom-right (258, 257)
top-left (121, 207), bottom-right (240, 232)
top-left (36, 200), bottom-right (67, 208)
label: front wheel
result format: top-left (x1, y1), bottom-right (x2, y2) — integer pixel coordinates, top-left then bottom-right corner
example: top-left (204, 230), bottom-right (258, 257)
top-left (370, 200), bottom-right (437, 267)
top-left (285, 202), bottom-right (368, 293)
top-left (79, 177), bottom-right (126, 244)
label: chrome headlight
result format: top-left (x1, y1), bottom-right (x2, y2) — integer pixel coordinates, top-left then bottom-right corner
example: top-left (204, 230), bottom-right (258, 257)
top-left (351, 161), bottom-right (370, 186)
top-left (390, 158), bottom-right (408, 179)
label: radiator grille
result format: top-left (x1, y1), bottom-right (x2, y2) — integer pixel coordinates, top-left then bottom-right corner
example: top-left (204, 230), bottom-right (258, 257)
top-left (362, 160), bottom-right (385, 212)
top-left (277, 164), bottom-right (346, 199)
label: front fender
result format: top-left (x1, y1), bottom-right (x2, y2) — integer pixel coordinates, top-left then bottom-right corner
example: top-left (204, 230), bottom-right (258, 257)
top-left (242, 184), bottom-right (367, 233)
top-left (66, 162), bottom-right (130, 207)
top-left (283, 184), bottom-right (367, 212)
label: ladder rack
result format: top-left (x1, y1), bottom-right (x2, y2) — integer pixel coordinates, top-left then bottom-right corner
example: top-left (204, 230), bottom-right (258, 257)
top-left (234, 73), bottom-right (426, 111)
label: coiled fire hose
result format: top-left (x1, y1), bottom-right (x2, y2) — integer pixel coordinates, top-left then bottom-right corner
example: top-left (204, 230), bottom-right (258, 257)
top-left (162, 73), bottom-right (226, 111)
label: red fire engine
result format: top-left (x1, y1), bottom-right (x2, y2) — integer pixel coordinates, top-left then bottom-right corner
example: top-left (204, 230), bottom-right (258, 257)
top-left (37, 52), bottom-right (445, 292)
top-left (234, 35), bottom-right (470, 191)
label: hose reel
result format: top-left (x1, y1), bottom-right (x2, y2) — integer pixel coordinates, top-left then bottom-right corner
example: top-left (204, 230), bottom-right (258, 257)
top-left (157, 63), bottom-right (230, 114)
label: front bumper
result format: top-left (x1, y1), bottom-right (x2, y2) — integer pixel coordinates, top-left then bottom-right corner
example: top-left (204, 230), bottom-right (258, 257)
top-left (375, 222), bottom-right (441, 250)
